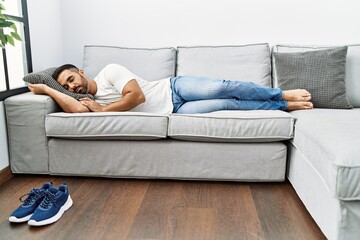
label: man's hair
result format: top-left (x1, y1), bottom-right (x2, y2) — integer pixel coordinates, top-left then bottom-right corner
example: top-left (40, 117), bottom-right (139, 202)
top-left (52, 64), bottom-right (79, 81)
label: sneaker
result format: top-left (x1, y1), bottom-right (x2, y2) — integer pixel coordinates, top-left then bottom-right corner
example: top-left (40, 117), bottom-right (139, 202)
top-left (28, 184), bottom-right (73, 226)
top-left (9, 182), bottom-right (53, 223)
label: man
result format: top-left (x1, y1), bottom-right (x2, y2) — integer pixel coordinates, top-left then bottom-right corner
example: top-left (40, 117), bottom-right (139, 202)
top-left (28, 63), bottom-right (313, 114)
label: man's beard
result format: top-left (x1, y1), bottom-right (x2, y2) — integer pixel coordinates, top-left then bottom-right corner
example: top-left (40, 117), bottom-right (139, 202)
top-left (79, 75), bottom-right (89, 94)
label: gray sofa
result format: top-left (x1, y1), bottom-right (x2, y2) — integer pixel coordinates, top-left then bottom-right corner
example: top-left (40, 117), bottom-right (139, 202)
top-left (4, 43), bottom-right (360, 240)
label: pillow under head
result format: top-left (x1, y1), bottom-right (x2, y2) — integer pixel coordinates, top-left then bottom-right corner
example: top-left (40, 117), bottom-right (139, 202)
top-left (273, 46), bottom-right (352, 109)
top-left (23, 68), bottom-right (95, 100)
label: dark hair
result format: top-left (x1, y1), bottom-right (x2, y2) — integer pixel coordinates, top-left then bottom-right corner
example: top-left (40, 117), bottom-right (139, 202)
top-left (52, 64), bottom-right (79, 81)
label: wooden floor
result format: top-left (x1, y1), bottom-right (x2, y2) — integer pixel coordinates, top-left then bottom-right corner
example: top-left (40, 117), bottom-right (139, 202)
top-left (0, 175), bottom-right (326, 240)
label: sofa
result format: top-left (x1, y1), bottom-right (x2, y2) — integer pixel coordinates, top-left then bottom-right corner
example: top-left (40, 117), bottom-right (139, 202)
top-left (4, 43), bottom-right (360, 239)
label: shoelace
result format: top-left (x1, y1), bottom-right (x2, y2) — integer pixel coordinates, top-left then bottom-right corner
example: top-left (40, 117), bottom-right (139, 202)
top-left (19, 189), bottom-right (45, 206)
top-left (39, 191), bottom-right (58, 209)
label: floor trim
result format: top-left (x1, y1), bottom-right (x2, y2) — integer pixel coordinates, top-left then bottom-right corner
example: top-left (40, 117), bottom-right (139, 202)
top-left (0, 166), bottom-right (13, 186)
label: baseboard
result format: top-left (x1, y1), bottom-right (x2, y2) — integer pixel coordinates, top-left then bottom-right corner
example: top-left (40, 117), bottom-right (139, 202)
top-left (0, 166), bottom-right (13, 186)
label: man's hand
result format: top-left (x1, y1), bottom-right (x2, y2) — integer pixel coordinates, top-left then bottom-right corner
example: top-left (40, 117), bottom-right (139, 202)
top-left (28, 83), bottom-right (50, 95)
top-left (80, 98), bottom-right (105, 112)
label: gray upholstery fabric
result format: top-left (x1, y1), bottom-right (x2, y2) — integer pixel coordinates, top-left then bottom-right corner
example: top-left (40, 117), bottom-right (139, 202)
top-left (49, 138), bottom-right (287, 181)
top-left (176, 44), bottom-right (272, 86)
top-left (83, 46), bottom-right (176, 80)
top-left (4, 93), bottom-right (60, 173)
top-left (340, 45), bottom-right (360, 108)
top-left (287, 144), bottom-right (360, 240)
top-left (23, 68), bottom-right (95, 100)
top-left (273, 46), bottom-right (352, 109)
top-left (290, 109), bottom-right (360, 200)
top-left (168, 110), bottom-right (294, 142)
top-left (46, 112), bottom-right (168, 140)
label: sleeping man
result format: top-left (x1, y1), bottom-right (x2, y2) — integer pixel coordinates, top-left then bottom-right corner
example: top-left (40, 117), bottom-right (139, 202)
top-left (28, 63), bottom-right (313, 114)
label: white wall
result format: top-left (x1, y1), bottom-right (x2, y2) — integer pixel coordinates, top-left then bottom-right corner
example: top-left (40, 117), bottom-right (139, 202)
top-left (27, 0), bottom-right (63, 71)
top-left (27, 0), bottom-right (360, 69)
top-left (0, 102), bottom-right (9, 170)
top-left (55, 0), bottom-right (360, 68)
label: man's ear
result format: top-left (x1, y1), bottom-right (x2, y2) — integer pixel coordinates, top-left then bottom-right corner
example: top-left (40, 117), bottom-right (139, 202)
top-left (79, 69), bottom-right (85, 76)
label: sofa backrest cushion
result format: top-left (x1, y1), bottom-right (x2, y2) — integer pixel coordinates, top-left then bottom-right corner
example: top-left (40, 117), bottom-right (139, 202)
top-left (272, 44), bottom-right (360, 108)
top-left (83, 46), bottom-right (176, 81)
top-left (176, 44), bottom-right (272, 87)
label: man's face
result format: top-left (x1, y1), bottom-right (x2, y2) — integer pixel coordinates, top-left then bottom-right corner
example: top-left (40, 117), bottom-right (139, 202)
top-left (57, 69), bottom-right (89, 94)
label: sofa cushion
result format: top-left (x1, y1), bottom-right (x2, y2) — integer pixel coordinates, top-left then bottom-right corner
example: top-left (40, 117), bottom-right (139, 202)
top-left (83, 45), bottom-right (176, 80)
top-left (273, 47), bottom-right (352, 109)
top-left (168, 110), bottom-right (294, 142)
top-left (290, 109), bottom-right (360, 200)
top-left (176, 44), bottom-right (272, 87)
top-left (273, 44), bottom-right (360, 108)
top-left (46, 112), bottom-right (168, 140)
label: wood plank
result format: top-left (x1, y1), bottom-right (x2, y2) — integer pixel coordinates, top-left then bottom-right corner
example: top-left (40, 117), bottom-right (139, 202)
top-left (180, 181), bottom-right (264, 240)
top-left (127, 180), bottom-right (184, 239)
top-left (172, 207), bottom-right (216, 240)
top-left (212, 182), bottom-right (264, 240)
top-left (250, 181), bottom-right (327, 240)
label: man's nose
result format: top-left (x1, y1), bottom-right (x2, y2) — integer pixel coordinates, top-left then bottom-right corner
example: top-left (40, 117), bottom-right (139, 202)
top-left (68, 83), bottom-right (75, 92)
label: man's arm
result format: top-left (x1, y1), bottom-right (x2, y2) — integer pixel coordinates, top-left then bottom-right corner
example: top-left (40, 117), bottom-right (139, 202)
top-left (80, 79), bottom-right (145, 112)
top-left (28, 83), bottom-right (90, 113)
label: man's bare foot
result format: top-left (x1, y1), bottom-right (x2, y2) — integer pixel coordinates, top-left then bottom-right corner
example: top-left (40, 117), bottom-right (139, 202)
top-left (283, 89), bottom-right (311, 101)
top-left (287, 101), bottom-right (313, 111)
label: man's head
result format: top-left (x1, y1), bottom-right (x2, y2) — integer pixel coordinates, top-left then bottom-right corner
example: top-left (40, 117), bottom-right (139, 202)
top-left (53, 64), bottom-right (89, 94)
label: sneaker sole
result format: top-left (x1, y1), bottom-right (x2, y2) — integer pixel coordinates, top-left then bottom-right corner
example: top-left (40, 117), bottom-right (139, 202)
top-left (28, 195), bottom-right (73, 226)
top-left (9, 214), bottom-right (33, 223)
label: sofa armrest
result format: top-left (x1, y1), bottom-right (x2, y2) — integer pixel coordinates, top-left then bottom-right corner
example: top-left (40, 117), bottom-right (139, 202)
top-left (4, 92), bottom-right (61, 173)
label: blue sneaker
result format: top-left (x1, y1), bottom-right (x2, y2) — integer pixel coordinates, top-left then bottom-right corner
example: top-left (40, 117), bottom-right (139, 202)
top-left (9, 182), bottom-right (53, 223)
top-left (28, 184), bottom-right (73, 226)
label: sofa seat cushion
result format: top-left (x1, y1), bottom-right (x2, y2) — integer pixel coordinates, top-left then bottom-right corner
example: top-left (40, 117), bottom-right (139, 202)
top-left (46, 112), bottom-right (168, 140)
top-left (290, 109), bottom-right (360, 200)
top-left (168, 110), bottom-right (295, 142)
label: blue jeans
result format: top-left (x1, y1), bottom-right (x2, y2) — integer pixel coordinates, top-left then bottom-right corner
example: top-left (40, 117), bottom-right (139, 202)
top-left (170, 76), bottom-right (287, 114)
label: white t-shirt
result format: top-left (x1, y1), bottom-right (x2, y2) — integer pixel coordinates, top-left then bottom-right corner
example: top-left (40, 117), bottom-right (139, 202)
top-left (94, 64), bottom-right (173, 114)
